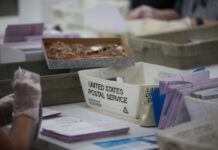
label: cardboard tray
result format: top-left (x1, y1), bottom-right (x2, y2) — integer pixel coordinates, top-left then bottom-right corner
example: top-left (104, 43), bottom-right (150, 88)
top-left (78, 62), bottom-right (186, 126)
top-left (42, 38), bottom-right (135, 69)
top-left (128, 25), bottom-right (218, 69)
top-left (0, 61), bottom-right (84, 106)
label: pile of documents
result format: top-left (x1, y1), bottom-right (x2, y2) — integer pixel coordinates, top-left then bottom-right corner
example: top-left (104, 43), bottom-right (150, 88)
top-left (42, 108), bottom-right (61, 119)
top-left (4, 23), bottom-right (44, 43)
top-left (94, 134), bottom-right (158, 150)
top-left (41, 117), bottom-right (129, 143)
top-left (151, 68), bottom-right (218, 129)
top-left (3, 23), bottom-right (80, 43)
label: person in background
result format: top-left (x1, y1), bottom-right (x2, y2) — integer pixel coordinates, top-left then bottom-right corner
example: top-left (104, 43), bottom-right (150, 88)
top-left (0, 68), bottom-right (41, 150)
top-left (130, 0), bottom-right (175, 10)
top-left (128, 0), bottom-right (218, 27)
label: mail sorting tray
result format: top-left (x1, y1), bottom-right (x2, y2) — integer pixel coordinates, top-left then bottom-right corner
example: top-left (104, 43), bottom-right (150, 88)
top-left (128, 24), bottom-right (218, 69)
top-left (0, 60), bottom-right (84, 106)
top-left (78, 62), bottom-right (186, 126)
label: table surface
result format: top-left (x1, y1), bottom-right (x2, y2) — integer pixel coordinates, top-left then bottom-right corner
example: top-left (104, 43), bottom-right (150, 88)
top-left (32, 102), bottom-right (158, 150)
top-left (32, 64), bottom-right (218, 150)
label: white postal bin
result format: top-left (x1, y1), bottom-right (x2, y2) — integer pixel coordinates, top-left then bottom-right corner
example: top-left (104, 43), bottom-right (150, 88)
top-left (184, 95), bottom-right (218, 121)
top-left (78, 62), bottom-right (186, 126)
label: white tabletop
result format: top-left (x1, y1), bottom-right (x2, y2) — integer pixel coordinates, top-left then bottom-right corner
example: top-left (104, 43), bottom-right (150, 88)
top-left (32, 102), bottom-right (158, 150)
top-left (31, 64), bottom-right (218, 150)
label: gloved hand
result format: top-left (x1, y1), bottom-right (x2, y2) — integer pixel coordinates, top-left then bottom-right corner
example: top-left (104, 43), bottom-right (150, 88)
top-left (128, 5), bottom-right (155, 20)
top-left (13, 68), bottom-right (41, 121)
top-left (0, 94), bottom-right (14, 127)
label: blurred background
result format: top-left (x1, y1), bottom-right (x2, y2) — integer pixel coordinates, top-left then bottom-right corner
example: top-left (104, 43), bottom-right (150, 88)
top-left (0, 0), bottom-right (132, 38)
top-left (0, 0), bottom-right (217, 69)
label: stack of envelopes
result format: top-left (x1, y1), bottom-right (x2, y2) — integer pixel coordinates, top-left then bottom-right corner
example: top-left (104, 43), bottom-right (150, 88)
top-left (151, 69), bottom-right (218, 129)
top-left (41, 117), bottom-right (129, 143)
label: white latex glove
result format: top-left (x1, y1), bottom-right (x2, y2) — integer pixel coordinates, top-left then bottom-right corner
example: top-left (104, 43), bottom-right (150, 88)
top-left (13, 68), bottom-right (41, 121)
top-left (0, 94), bottom-right (14, 127)
top-left (128, 5), bottom-right (153, 20)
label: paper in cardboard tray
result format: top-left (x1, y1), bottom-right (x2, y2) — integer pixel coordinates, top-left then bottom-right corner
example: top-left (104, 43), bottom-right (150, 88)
top-left (42, 38), bottom-right (135, 69)
top-left (78, 62), bottom-right (186, 126)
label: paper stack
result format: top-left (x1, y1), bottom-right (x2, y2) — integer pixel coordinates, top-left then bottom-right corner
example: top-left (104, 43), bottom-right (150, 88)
top-left (42, 108), bottom-right (61, 119)
top-left (151, 68), bottom-right (218, 129)
top-left (41, 117), bottom-right (129, 143)
top-left (4, 23), bottom-right (44, 43)
top-left (3, 23), bottom-right (80, 43)
top-left (94, 134), bottom-right (158, 150)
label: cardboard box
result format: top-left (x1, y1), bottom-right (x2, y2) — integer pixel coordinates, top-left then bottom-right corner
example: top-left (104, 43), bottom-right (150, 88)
top-left (78, 62), bottom-right (186, 126)
top-left (42, 38), bottom-right (135, 69)
top-left (0, 61), bottom-right (84, 106)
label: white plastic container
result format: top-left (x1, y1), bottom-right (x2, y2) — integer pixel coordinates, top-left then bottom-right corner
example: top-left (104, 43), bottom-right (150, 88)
top-left (0, 41), bottom-right (44, 64)
top-left (184, 95), bottom-right (218, 121)
top-left (78, 62), bottom-right (186, 126)
top-left (157, 116), bottom-right (218, 150)
top-left (95, 18), bottom-right (188, 39)
top-left (127, 18), bottom-right (189, 37)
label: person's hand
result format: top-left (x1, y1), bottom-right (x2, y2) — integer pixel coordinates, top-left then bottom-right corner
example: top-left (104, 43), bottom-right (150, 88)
top-left (128, 5), bottom-right (162, 20)
top-left (13, 68), bottom-right (41, 121)
top-left (0, 94), bottom-right (14, 127)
